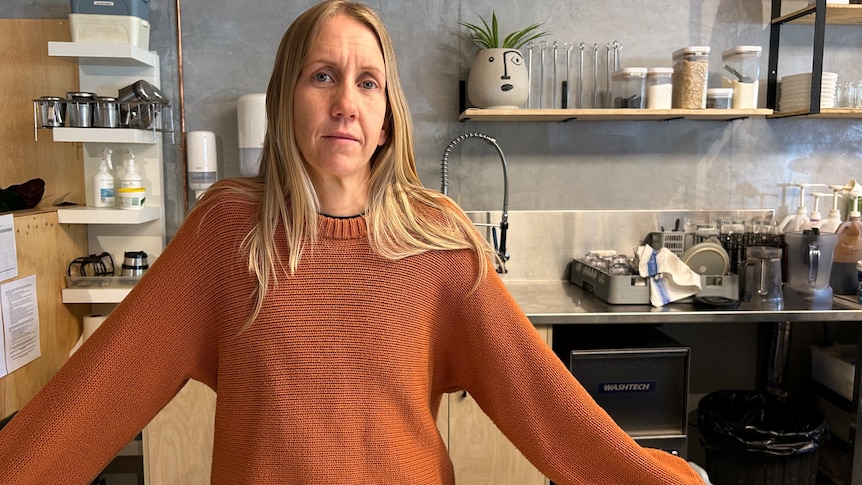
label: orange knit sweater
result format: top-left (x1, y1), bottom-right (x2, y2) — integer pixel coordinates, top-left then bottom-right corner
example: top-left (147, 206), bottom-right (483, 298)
top-left (0, 182), bottom-right (704, 484)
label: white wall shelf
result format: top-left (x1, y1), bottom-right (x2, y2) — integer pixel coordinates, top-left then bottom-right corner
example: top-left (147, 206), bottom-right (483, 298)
top-left (47, 41), bottom-right (157, 67)
top-left (47, 127), bottom-right (160, 144)
top-left (47, 41), bottom-right (166, 302)
top-left (62, 287), bottom-right (132, 304)
top-left (57, 206), bottom-right (160, 225)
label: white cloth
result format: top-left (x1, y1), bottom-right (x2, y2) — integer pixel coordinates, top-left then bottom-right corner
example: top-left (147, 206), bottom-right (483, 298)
top-left (637, 244), bottom-right (702, 307)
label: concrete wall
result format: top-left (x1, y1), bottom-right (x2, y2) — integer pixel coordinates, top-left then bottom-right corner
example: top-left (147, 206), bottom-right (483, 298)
top-left (8, 0), bottom-right (862, 240)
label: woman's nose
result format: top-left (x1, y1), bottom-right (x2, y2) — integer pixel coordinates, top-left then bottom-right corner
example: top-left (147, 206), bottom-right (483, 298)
top-left (331, 84), bottom-right (358, 119)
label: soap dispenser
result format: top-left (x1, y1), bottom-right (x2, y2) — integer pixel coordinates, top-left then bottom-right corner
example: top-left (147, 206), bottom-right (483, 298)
top-left (819, 185), bottom-right (844, 233)
top-left (802, 192), bottom-right (826, 230)
top-left (120, 150), bottom-right (143, 189)
top-left (778, 183), bottom-right (826, 233)
top-left (831, 192), bottom-right (862, 294)
top-left (92, 148), bottom-right (115, 208)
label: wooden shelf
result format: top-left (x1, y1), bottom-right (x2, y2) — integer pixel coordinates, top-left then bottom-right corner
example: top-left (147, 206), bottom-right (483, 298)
top-left (47, 41), bottom-right (157, 67)
top-left (459, 108), bottom-right (774, 122)
top-left (773, 4), bottom-right (862, 25)
top-left (57, 206), bottom-right (160, 224)
top-left (768, 107), bottom-right (862, 118)
top-left (46, 127), bottom-right (161, 144)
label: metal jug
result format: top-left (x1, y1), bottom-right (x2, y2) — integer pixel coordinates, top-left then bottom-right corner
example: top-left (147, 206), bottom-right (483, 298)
top-left (740, 246), bottom-right (784, 310)
top-left (784, 229), bottom-right (838, 310)
top-left (121, 250), bottom-right (149, 277)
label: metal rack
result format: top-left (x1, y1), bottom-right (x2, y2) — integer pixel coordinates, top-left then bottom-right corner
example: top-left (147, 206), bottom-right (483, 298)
top-left (767, 0), bottom-right (862, 118)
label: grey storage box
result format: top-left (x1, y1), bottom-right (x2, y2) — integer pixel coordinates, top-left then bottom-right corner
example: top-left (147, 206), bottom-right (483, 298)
top-left (555, 326), bottom-right (690, 456)
top-left (70, 0), bottom-right (150, 21)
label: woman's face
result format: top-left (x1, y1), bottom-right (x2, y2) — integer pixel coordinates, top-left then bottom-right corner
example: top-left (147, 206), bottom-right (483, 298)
top-left (293, 14), bottom-right (389, 192)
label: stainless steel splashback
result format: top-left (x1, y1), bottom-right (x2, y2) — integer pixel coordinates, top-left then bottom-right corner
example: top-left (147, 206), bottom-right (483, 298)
top-left (465, 209), bottom-right (773, 281)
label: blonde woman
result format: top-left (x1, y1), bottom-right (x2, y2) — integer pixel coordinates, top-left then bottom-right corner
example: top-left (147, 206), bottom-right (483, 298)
top-left (0, 1), bottom-right (707, 484)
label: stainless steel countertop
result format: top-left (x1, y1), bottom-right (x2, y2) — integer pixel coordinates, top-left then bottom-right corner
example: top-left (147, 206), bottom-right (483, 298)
top-left (502, 279), bottom-right (862, 325)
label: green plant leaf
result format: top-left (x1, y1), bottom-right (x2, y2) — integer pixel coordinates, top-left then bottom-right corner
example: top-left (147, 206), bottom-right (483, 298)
top-left (502, 22), bottom-right (549, 49)
top-left (460, 11), bottom-right (550, 50)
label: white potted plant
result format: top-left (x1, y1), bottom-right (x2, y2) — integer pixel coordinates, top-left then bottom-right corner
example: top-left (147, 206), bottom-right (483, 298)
top-left (461, 11), bottom-right (549, 109)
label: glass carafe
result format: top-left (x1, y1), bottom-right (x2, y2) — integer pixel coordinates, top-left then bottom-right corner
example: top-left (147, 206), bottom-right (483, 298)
top-left (740, 246), bottom-right (784, 310)
top-left (784, 229), bottom-right (838, 310)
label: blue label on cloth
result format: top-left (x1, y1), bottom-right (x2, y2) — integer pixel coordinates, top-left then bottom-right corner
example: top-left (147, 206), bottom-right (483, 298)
top-left (647, 251), bottom-right (659, 276)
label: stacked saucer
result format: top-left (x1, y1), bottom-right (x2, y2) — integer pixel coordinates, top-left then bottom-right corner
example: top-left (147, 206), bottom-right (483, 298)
top-left (779, 72), bottom-right (838, 111)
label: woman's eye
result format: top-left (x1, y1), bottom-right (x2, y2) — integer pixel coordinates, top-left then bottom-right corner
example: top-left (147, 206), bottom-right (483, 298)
top-left (313, 73), bottom-right (332, 83)
top-left (361, 79), bottom-right (378, 89)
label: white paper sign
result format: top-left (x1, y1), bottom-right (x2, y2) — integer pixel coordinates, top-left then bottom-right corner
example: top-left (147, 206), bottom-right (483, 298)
top-left (0, 214), bottom-right (18, 283)
top-left (1, 275), bottom-right (40, 374)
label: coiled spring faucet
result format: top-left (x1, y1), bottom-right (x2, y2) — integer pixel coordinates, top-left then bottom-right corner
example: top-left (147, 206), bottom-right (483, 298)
top-left (440, 132), bottom-right (510, 273)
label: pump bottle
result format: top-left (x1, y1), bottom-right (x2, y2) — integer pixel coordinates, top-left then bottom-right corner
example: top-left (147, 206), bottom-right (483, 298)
top-left (831, 194), bottom-right (862, 294)
top-left (819, 185), bottom-right (844, 233)
top-left (120, 150), bottom-right (143, 189)
top-left (778, 183), bottom-right (826, 233)
top-left (93, 149), bottom-right (115, 208)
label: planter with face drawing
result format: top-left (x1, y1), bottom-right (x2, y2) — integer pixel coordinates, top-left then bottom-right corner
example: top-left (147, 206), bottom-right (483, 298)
top-left (467, 48), bottom-right (529, 109)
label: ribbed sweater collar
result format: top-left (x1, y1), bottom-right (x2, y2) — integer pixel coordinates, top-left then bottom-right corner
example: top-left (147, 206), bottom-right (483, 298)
top-left (317, 213), bottom-right (367, 239)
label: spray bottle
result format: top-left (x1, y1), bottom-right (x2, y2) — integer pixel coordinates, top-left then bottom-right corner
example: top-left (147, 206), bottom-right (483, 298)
top-left (778, 183), bottom-right (825, 233)
top-left (120, 150), bottom-right (143, 189)
top-left (819, 185), bottom-right (844, 233)
top-left (831, 190), bottom-right (862, 294)
top-left (92, 148), bottom-right (115, 208)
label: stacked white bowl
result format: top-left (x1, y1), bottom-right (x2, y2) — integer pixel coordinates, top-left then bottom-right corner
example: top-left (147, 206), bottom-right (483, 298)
top-left (779, 72), bottom-right (838, 111)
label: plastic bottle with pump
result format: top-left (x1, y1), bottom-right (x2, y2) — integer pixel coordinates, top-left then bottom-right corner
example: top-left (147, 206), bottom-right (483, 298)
top-left (819, 185), bottom-right (844, 233)
top-left (120, 150), bottom-right (143, 189)
top-left (801, 192), bottom-right (826, 230)
top-left (93, 148), bottom-right (115, 208)
top-left (831, 191), bottom-right (862, 294)
top-left (778, 183), bottom-right (826, 233)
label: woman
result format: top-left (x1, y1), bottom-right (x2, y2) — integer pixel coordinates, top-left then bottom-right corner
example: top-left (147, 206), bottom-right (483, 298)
top-left (0, 1), bottom-right (708, 483)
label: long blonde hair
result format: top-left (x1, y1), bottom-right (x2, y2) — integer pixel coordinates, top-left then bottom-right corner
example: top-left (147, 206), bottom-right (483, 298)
top-left (223, 0), bottom-right (496, 327)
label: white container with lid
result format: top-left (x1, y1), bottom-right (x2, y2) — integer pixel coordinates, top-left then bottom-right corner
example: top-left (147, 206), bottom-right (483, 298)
top-left (612, 68), bottom-right (648, 108)
top-left (707, 88), bottom-right (734, 109)
top-left (721, 46), bottom-right (762, 109)
top-left (117, 187), bottom-right (147, 210)
top-left (672, 46), bottom-right (710, 109)
top-left (646, 67), bottom-right (673, 109)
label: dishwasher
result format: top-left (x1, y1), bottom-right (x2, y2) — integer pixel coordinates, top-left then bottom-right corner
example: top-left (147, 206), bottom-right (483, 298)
top-left (552, 324), bottom-right (690, 457)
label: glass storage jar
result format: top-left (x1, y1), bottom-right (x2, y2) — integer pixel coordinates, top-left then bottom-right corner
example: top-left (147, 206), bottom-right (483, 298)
top-left (721, 46), bottom-right (762, 109)
top-left (707, 88), bottom-right (734, 109)
top-left (646, 67), bottom-right (673, 109)
top-left (672, 46), bottom-right (710, 109)
top-left (612, 67), bottom-right (647, 108)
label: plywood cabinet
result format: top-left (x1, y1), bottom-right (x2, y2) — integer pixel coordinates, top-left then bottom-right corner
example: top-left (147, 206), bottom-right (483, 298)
top-left (0, 19), bottom-right (88, 417)
top-left (445, 325), bottom-right (551, 485)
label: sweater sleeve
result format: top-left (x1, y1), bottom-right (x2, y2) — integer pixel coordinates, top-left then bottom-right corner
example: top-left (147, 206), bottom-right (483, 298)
top-left (445, 269), bottom-right (705, 485)
top-left (0, 194), bottom-right (231, 484)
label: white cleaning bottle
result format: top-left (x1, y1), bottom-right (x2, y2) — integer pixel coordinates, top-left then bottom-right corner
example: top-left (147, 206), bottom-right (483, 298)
top-left (120, 150), bottom-right (143, 189)
top-left (778, 183), bottom-right (825, 233)
top-left (93, 148), bottom-right (115, 208)
top-left (802, 192), bottom-right (826, 229)
top-left (819, 185), bottom-right (844, 233)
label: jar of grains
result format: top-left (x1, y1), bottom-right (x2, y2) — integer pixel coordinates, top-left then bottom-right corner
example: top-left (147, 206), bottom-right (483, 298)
top-left (671, 46), bottom-right (710, 109)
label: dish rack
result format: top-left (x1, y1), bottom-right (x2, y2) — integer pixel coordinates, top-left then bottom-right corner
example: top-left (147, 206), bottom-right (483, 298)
top-left (570, 259), bottom-right (739, 305)
top-left (647, 231), bottom-right (686, 256)
top-left (33, 98), bottom-right (173, 132)
top-left (692, 232), bottom-right (786, 276)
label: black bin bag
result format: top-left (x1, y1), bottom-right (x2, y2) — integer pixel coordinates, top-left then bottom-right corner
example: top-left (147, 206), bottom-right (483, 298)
top-left (698, 390), bottom-right (828, 485)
